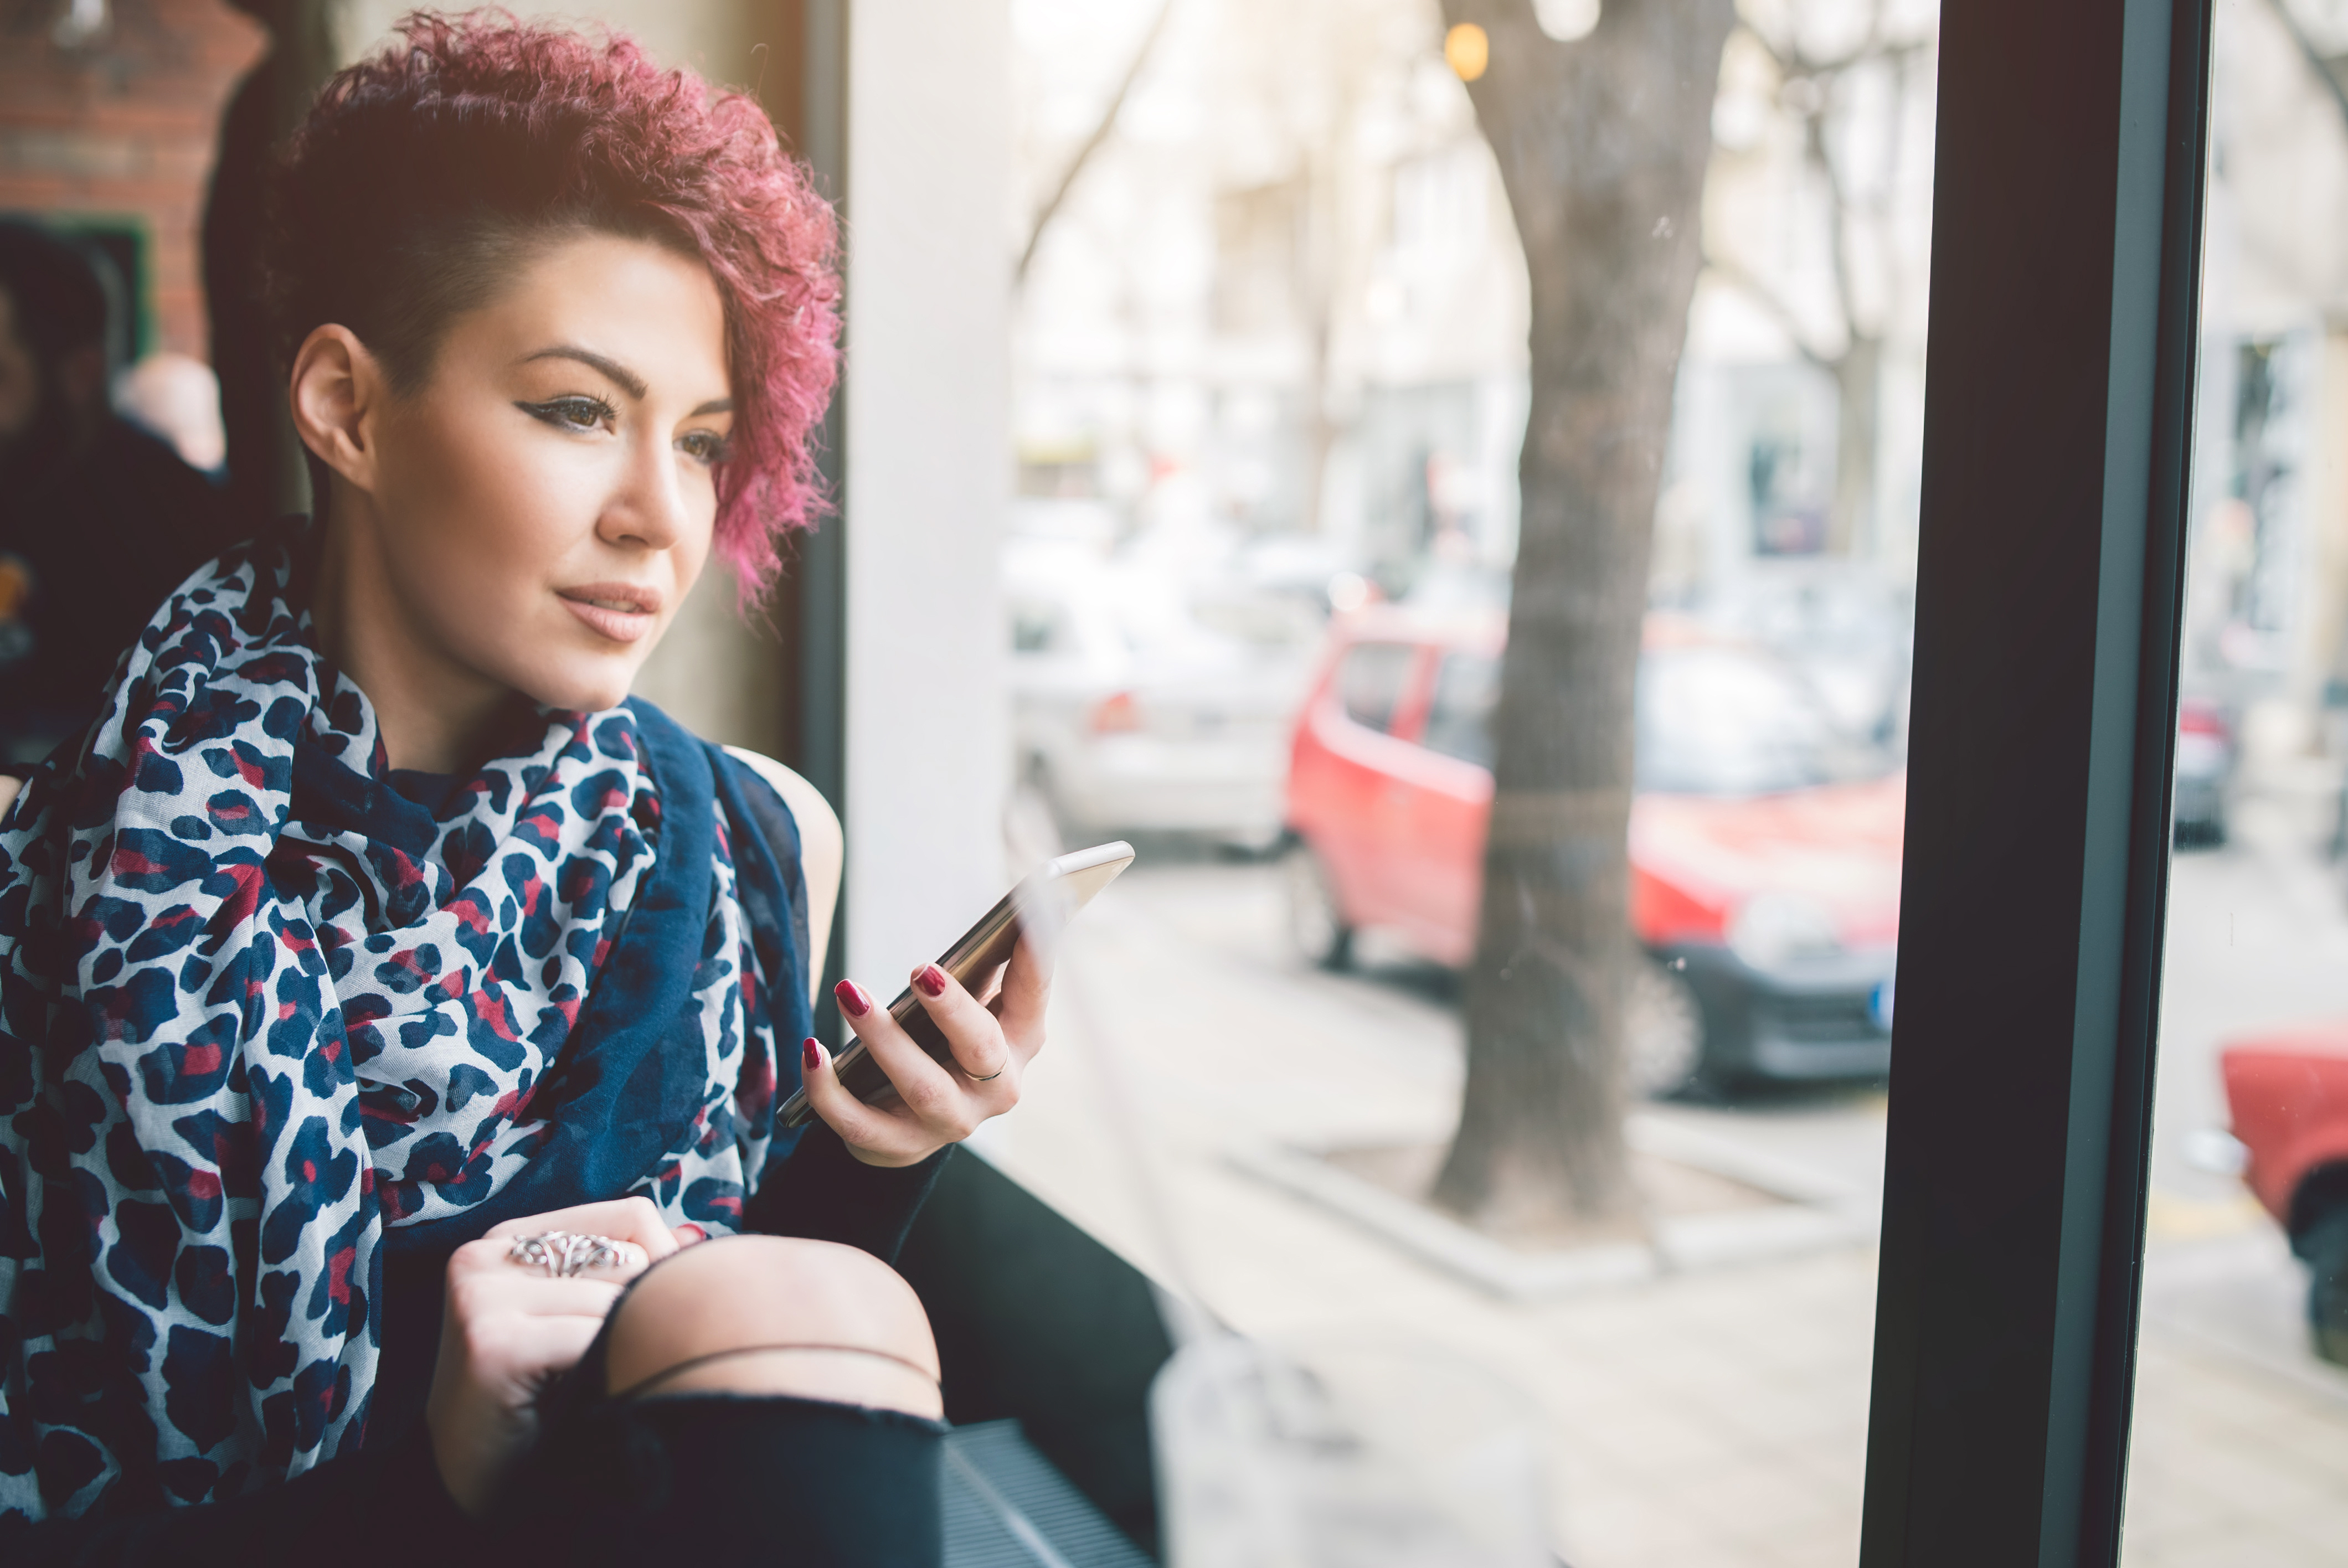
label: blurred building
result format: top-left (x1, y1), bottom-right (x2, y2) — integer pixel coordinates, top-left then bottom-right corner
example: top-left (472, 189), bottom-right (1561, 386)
top-left (0, 0), bottom-right (264, 367)
top-left (2185, 0), bottom-right (2348, 764)
top-left (1013, 0), bottom-right (1525, 590)
top-left (1011, 0), bottom-right (1938, 609)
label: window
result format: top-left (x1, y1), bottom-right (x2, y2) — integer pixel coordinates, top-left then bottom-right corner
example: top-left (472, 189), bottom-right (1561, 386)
top-left (1009, 599), bottom-right (1061, 655)
top-left (2115, 1), bottom-right (2348, 1556)
top-left (986, 0), bottom-right (2208, 1560)
top-left (1003, 0), bottom-right (1932, 1557)
top-left (1337, 642), bottom-right (1419, 735)
top-left (1420, 651), bottom-right (1497, 766)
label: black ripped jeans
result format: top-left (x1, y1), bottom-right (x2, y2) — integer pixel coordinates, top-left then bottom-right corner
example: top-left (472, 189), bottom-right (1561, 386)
top-left (481, 1240), bottom-right (948, 1567)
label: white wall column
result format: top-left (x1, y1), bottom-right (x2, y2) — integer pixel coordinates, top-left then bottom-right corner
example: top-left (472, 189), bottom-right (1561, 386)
top-left (842, 0), bottom-right (1011, 978)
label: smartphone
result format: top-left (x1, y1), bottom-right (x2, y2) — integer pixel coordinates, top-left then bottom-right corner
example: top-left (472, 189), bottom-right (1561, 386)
top-left (777, 840), bottom-right (1135, 1131)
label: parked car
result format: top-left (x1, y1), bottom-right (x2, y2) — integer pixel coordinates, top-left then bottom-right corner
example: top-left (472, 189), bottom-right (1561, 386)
top-left (1281, 607), bottom-right (1904, 1094)
top-left (1696, 563), bottom-right (1914, 751)
top-left (2172, 694), bottom-right (2233, 845)
top-left (1006, 539), bottom-right (1311, 850)
top-left (2220, 1023), bottom-right (2348, 1363)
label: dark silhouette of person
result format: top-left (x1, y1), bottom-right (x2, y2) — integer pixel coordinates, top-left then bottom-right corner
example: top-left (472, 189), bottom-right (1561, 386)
top-left (205, 0), bottom-right (337, 534)
top-left (0, 220), bottom-right (235, 766)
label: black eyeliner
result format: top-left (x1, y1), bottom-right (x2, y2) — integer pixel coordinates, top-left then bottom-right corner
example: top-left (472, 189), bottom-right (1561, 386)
top-left (514, 395), bottom-right (616, 428)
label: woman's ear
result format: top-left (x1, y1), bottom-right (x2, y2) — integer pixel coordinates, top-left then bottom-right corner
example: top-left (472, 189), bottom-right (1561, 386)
top-left (288, 325), bottom-right (385, 494)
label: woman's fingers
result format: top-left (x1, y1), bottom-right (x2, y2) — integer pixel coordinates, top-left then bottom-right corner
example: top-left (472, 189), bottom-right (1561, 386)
top-left (447, 1246), bottom-right (631, 1312)
top-left (446, 1271), bottom-right (620, 1343)
top-left (813, 951), bottom-right (1046, 1168)
top-left (989, 935), bottom-right (1053, 1058)
top-left (431, 1216), bottom-right (639, 1519)
top-left (832, 977), bottom-right (976, 1114)
top-left (908, 962), bottom-right (1016, 1084)
top-left (799, 1038), bottom-right (947, 1166)
top-left (482, 1195), bottom-right (679, 1265)
top-left (502, 1313), bottom-right (605, 1385)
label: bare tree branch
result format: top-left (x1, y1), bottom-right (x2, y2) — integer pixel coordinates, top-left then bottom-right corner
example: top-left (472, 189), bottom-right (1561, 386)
top-left (1015, 0), bottom-right (1176, 287)
top-left (2262, 0), bottom-right (2348, 139)
top-left (1728, 2), bottom-right (1925, 362)
top-left (1737, 14), bottom-right (1924, 80)
top-left (1808, 105), bottom-right (1864, 347)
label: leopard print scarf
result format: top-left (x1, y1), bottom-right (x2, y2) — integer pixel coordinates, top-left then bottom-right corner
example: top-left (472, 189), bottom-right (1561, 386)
top-left (0, 532), bottom-right (786, 1515)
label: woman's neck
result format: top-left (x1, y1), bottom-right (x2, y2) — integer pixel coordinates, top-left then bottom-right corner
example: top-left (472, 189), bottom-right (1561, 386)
top-left (311, 496), bottom-right (531, 775)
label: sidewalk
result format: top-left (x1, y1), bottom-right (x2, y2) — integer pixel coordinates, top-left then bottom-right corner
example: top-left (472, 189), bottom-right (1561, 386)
top-left (976, 856), bottom-right (2348, 1566)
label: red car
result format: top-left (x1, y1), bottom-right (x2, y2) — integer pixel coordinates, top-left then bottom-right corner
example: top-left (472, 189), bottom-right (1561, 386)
top-left (2222, 1027), bottom-right (2348, 1362)
top-left (1280, 607), bottom-right (1905, 1094)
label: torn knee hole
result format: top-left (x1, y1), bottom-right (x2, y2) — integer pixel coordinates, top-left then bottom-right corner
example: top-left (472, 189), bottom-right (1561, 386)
top-left (613, 1342), bottom-right (941, 1402)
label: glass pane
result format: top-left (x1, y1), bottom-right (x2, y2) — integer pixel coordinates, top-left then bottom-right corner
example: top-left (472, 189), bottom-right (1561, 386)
top-left (1338, 642), bottom-right (1424, 733)
top-left (2120, 1), bottom-right (2348, 1559)
top-left (1423, 651), bottom-right (1499, 767)
top-left (992, 0), bottom-right (1935, 1560)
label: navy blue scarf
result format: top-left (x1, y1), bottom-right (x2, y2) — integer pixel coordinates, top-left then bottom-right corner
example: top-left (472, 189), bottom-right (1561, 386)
top-left (0, 534), bottom-right (811, 1518)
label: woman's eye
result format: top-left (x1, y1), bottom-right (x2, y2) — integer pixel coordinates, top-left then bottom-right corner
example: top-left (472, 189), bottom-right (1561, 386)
top-left (518, 396), bottom-right (616, 432)
top-left (679, 431), bottom-right (730, 465)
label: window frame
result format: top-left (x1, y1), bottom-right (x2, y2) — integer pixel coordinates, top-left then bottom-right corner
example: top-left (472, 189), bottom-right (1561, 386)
top-left (1858, 0), bottom-right (2213, 1561)
top-left (825, 0), bottom-right (2226, 1558)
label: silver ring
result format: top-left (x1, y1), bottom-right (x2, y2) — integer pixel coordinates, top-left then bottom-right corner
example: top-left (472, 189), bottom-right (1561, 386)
top-left (506, 1231), bottom-right (635, 1278)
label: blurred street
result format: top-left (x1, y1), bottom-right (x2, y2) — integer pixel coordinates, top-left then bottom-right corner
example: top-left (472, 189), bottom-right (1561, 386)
top-left (977, 814), bottom-right (2348, 1567)
top-left (2126, 783), bottom-right (2348, 1567)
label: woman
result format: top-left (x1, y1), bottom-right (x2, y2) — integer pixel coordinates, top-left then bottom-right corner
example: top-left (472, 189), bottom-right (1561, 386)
top-left (0, 13), bottom-right (1039, 1561)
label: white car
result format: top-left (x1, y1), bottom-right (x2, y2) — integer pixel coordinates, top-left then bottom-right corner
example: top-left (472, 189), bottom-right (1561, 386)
top-left (1005, 540), bottom-right (1311, 850)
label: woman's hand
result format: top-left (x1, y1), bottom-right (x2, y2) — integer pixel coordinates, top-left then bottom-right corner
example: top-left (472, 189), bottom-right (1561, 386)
top-left (801, 935), bottom-right (1051, 1168)
top-left (426, 1196), bottom-right (682, 1515)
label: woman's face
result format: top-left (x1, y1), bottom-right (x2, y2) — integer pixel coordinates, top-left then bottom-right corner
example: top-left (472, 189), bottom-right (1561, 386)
top-left (361, 232), bottom-right (733, 716)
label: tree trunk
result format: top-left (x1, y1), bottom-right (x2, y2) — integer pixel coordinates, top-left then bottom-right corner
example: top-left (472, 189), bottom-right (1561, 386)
top-left (1433, 0), bottom-right (1734, 1225)
top-left (1829, 333), bottom-right (1882, 557)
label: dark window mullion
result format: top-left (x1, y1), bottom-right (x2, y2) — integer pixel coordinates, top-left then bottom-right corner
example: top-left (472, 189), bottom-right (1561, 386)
top-left (2074, 0), bottom-right (2215, 1559)
top-left (1859, 0), bottom-right (2213, 1561)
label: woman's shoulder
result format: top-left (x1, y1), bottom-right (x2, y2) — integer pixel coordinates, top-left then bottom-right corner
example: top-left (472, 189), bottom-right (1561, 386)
top-left (618, 702), bottom-right (839, 891)
top-left (716, 747), bottom-right (840, 996)
top-left (718, 749), bottom-right (840, 870)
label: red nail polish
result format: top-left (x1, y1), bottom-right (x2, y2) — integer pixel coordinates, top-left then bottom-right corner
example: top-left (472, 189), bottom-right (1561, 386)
top-left (833, 978), bottom-right (871, 1017)
top-left (803, 1037), bottom-right (822, 1070)
top-left (915, 963), bottom-right (948, 998)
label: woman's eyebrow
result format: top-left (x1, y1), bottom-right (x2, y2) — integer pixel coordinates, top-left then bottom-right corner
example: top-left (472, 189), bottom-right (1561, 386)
top-left (521, 347), bottom-right (729, 417)
top-left (519, 345), bottom-right (647, 399)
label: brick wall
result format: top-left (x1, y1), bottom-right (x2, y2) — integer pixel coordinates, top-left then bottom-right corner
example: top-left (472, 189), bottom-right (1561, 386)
top-left (0, 0), bottom-right (268, 362)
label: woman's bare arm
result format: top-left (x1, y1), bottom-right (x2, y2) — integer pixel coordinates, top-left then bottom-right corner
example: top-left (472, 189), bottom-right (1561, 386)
top-left (722, 748), bottom-right (840, 1004)
top-left (0, 775), bottom-right (20, 823)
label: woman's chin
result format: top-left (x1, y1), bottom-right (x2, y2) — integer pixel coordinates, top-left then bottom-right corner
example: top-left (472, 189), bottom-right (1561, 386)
top-left (513, 662), bottom-right (641, 717)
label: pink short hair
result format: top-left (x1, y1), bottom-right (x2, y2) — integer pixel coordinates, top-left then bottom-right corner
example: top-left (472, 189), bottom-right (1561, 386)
top-left (263, 9), bottom-right (840, 599)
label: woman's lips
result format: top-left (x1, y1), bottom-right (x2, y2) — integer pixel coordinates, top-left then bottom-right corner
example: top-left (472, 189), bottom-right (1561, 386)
top-left (557, 584), bottom-right (661, 644)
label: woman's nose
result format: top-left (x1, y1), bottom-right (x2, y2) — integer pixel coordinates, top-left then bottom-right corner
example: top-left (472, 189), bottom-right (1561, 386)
top-left (600, 431), bottom-right (690, 550)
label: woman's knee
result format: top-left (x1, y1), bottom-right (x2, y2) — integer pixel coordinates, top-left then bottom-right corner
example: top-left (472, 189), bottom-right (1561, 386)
top-left (601, 1235), bottom-right (941, 1418)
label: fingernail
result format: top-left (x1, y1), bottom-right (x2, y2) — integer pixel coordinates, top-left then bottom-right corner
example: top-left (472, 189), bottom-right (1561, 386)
top-left (803, 1036), bottom-right (823, 1071)
top-left (915, 963), bottom-right (948, 998)
top-left (833, 979), bottom-right (871, 1017)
